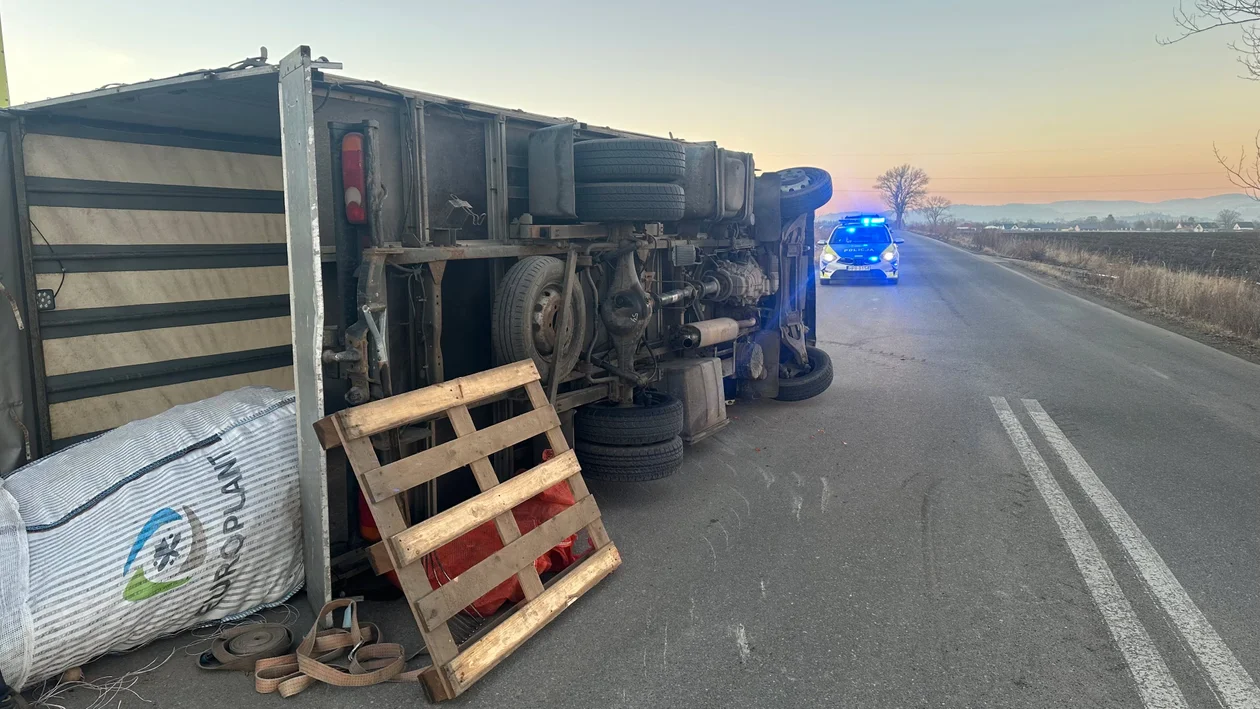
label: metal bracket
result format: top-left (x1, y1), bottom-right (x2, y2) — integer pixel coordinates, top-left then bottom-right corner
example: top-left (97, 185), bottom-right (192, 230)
top-left (0, 279), bottom-right (24, 329)
top-left (355, 254), bottom-right (391, 395)
top-left (547, 249), bottom-right (579, 403)
top-left (361, 304), bottom-right (388, 367)
top-left (421, 261), bottom-right (446, 385)
top-left (599, 244), bottom-right (654, 401)
top-left (780, 322), bottom-right (808, 368)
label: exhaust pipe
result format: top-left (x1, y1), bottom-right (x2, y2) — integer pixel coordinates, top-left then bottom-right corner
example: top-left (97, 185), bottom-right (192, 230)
top-left (676, 317), bottom-right (757, 349)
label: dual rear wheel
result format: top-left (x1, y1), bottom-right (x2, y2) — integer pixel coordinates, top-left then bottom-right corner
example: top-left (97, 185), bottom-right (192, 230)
top-left (574, 390), bottom-right (685, 482)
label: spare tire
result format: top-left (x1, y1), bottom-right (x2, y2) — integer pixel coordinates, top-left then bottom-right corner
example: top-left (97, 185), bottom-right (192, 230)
top-left (779, 167), bottom-right (832, 218)
top-left (575, 390), bottom-right (684, 446)
top-left (576, 436), bottom-right (685, 482)
top-left (574, 138), bottom-right (687, 183)
top-left (774, 345), bottom-right (834, 402)
top-left (492, 256), bottom-right (588, 383)
top-left (575, 183), bottom-right (686, 222)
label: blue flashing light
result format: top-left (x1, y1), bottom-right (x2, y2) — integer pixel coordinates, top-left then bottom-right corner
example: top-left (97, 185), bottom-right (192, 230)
top-left (846, 227), bottom-right (856, 233)
top-left (868, 255), bottom-right (879, 263)
top-left (861, 217), bottom-right (871, 225)
top-left (871, 217), bottom-right (886, 224)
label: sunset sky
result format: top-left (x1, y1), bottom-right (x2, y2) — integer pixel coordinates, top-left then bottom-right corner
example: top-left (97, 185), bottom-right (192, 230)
top-left (4, 0), bottom-right (1257, 212)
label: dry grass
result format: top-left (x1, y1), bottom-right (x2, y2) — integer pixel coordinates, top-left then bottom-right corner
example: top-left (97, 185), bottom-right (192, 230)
top-left (929, 229), bottom-right (1260, 344)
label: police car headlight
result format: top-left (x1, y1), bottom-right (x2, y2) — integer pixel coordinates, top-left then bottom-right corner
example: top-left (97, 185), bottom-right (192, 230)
top-left (821, 252), bottom-right (837, 263)
top-left (881, 247), bottom-right (897, 261)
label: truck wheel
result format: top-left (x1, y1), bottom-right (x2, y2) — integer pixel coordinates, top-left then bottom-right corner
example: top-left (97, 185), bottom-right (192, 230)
top-left (576, 436), bottom-right (685, 482)
top-left (575, 183), bottom-right (686, 222)
top-left (575, 390), bottom-right (684, 446)
top-left (779, 167), bottom-right (832, 218)
top-left (574, 138), bottom-right (687, 183)
top-left (774, 346), bottom-right (833, 402)
top-left (492, 256), bottom-right (588, 383)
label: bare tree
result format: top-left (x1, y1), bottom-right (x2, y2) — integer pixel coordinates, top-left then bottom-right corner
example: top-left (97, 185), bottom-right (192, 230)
top-left (1165, 2), bottom-right (1260, 195)
top-left (917, 195), bottom-right (952, 234)
top-left (875, 165), bottom-right (930, 228)
top-left (1217, 207), bottom-right (1243, 228)
top-left (1164, 1), bottom-right (1260, 79)
top-left (1214, 136), bottom-right (1260, 198)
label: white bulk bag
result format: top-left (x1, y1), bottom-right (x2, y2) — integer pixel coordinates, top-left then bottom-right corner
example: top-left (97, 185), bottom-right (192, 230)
top-left (0, 387), bottom-right (303, 689)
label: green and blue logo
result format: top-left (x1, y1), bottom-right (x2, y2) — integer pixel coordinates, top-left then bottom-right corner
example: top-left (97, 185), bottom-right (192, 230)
top-left (122, 506), bottom-right (206, 602)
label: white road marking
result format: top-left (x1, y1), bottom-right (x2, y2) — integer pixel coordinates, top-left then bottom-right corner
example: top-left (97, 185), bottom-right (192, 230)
top-left (1023, 399), bottom-right (1260, 709)
top-left (990, 397), bottom-right (1187, 709)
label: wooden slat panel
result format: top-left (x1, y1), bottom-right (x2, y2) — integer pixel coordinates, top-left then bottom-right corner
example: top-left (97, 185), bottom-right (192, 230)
top-left (43, 316), bottom-right (291, 376)
top-left (391, 450), bottom-right (581, 567)
top-left (49, 365), bottom-right (293, 439)
top-left (331, 360), bottom-right (539, 442)
top-left (29, 206), bottom-right (286, 246)
top-left (361, 406), bottom-right (559, 502)
top-left (446, 405), bottom-right (546, 604)
top-left (23, 134), bottom-right (284, 191)
top-left (525, 380), bottom-right (612, 550)
top-left (366, 539), bottom-right (393, 575)
top-left (446, 544), bottom-right (622, 689)
top-left (37, 266), bottom-right (289, 309)
top-left (415, 495), bottom-right (601, 629)
top-left (335, 420), bottom-right (460, 697)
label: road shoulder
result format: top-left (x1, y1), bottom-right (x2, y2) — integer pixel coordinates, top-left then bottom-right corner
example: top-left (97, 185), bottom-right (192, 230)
top-left (912, 232), bottom-right (1260, 367)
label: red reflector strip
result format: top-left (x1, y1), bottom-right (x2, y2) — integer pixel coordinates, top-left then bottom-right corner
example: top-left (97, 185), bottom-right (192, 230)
top-left (341, 132), bottom-right (367, 225)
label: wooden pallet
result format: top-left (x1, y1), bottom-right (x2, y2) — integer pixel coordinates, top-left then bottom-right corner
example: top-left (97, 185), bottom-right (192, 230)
top-left (314, 360), bottom-right (621, 701)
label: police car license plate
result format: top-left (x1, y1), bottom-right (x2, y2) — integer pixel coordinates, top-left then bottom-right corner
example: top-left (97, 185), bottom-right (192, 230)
top-left (846, 265), bottom-right (872, 271)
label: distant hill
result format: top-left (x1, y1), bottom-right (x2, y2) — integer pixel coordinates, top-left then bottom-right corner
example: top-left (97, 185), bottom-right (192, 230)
top-left (823, 193), bottom-right (1259, 223)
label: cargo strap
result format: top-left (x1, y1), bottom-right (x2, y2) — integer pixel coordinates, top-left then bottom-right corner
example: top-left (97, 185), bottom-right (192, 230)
top-left (197, 624), bottom-right (293, 672)
top-left (254, 599), bottom-right (428, 697)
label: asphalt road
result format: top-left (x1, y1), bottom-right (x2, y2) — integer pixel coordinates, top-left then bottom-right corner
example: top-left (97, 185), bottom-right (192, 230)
top-left (48, 231), bottom-right (1260, 708)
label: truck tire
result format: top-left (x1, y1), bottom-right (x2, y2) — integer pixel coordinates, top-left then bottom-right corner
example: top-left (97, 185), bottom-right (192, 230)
top-left (774, 346), bottom-right (833, 402)
top-left (573, 139), bottom-right (687, 183)
top-left (575, 390), bottom-right (684, 446)
top-left (575, 436), bottom-right (685, 482)
top-left (575, 183), bottom-right (686, 222)
top-left (779, 167), bottom-right (832, 219)
top-left (492, 256), bottom-right (588, 383)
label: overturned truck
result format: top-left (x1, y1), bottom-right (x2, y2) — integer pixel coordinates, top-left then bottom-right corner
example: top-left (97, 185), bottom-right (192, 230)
top-left (0, 46), bottom-right (833, 604)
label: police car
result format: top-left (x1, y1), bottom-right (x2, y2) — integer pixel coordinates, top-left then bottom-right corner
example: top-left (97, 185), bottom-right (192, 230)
top-left (818, 215), bottom-right (904, 285)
